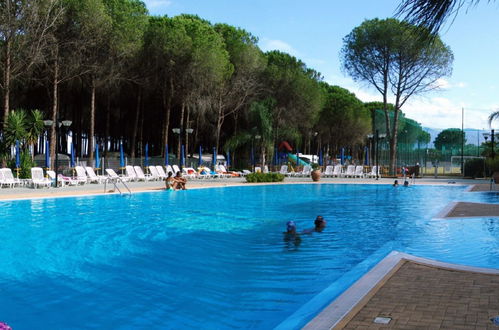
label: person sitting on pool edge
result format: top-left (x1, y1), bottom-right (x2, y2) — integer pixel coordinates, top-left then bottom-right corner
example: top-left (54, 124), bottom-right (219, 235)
top-left (173, 171), bottom-right (187, 190)
top-left (165, 172), bottom-right (175, 190)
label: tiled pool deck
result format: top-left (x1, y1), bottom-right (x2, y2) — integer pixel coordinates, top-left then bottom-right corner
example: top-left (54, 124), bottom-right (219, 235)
top-left (305, 252), bottom-right (499, 329)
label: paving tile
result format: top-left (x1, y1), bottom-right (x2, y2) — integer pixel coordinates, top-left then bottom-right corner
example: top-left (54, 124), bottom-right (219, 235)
top-left (343, 262), bottom-right (499, 329)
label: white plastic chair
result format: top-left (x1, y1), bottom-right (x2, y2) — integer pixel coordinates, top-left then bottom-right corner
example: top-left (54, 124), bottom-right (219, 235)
top-left (332, 165), bottom-right (342, 177)
top-left (125, 165), bottom-right (138, 181)
top-left (343, 165), bottom-right (356, 178)
top-left (31, 167), bottom-right (51, 188)
top-left (85, 166), bottom-right (107, 183)
top-left (1, 168), bottom-right (21, 187)
top-left (73, 166), bottom-right (89, 185)
top-left (354, 166), bottom-right (365, 178)
top-left (148, 166), bottom-right (160, 181)
top-left (367, 166), bottom-right (379, 178)
top-left (134, 166), bottom-right (152, 181)
top-left (155, 165), bottom-right (167, 179)
top-left (323, 165), bottom-right (334, 177)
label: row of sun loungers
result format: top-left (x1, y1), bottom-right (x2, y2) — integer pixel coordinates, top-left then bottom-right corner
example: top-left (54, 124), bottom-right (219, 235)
top-left (0, 163), bottom-right (381, 189)
top-left (0, 164), bottom-right (242, 189)
top-left (277, 165), bottom-right (379, 178)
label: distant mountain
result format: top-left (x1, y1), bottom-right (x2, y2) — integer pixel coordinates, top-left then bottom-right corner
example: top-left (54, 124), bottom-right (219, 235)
top-left (423, 127), bottom-right (488, 147)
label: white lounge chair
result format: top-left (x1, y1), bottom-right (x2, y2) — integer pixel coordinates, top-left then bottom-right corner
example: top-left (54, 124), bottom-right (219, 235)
top-left (332, 165), bottom-right (342, 177)
top-left (214, 165), bottom-right (231, 178)
top-left (354, 166), bottom-right (365, 178)
top-left (85, 166), bottom-right (107, 183)
top-left (106, 168), bottom-right (130, 182)
top-left (74, 166), bottom-right (89, 185)
top-left (295, 165), bottom-right (312, 177)
top-left (343, 165), bottom-right (356, 178)
top-left (182, 167), bottom-right (198, 179)
top-left (323, 165), bottom-right (334, 177)
top-left (241, 170), bottom-right (251, 176)
top-left (366, 166), bottom-right (379, 178)
top-left (47, 170), bottom-right (78, 187)
top-left (126, 165), bottom-right (139, 181)
top-left (134, 166), bottom-right (151, 181)
top-left (263, 165), bottom-right (269, 173)
top-left (1, 168), bottom-right (21, 187)
top-left (254, 166), bottom-right (261, 173)
top-left (148, 165), bottom-right (161, 181)
top-left (31, 167), bottom-right (51, 188)
top-left (0, 169), bottom-right (13, 188)
top-left (278, 165), bottom-right (290, 176)
top-left (155, 165), bottom-right (167, 180)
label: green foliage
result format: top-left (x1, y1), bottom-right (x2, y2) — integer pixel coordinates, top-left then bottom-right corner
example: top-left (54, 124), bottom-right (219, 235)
top-left (245, 172), bottom-right (285, 183)
top-left (464, 158), bottom-right (485, 178)
top-left (7, 150), bottom-right (35, 179)
top-left (317, 84), bottom-right (370, 149)
top-left (434, 128), bottom-right (466, 150)
top-left (486, 158), bottom-right (499, 175)
top-left (341, 17), bottom-right (453, 173)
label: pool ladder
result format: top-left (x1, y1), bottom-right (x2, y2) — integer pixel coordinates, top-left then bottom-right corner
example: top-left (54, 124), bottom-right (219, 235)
top-left (104, 176), bottom-right (132, 195)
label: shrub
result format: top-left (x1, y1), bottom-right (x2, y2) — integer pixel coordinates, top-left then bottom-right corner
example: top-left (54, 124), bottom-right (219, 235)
top-left (245, 172), bottom-right (285, 183)
top-left (464, 158), bottom-right (485, 178)
top-left (7, 150), bottom-right (36, 179)
top-left (486, 158), bottom-right (499, 176)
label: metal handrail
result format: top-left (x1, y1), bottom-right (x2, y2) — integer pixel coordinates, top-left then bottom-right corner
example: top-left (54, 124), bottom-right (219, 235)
top-left (104, 176), bottom-right (132, 195)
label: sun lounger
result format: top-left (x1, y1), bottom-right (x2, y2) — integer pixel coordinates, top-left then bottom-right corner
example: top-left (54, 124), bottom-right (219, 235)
top-left (126, 165), bottom-right (139, 181)
top-left (354, 166), bottom-right (365, 178)
top-left (31, 167), bottom-right (51, 188)
top-left (366, 166), bottom-right (379, 178)
top-left (134, 166), bottom-right (152, 181)
top-left (332, 165), bottom-right (342, 177)
top-left (85, 166), bottom-right (107, 183)
top-left (106, 168), bottom-right (130, 182)
top-left (47, 170), bottom-right (78, 187)
top-left (295, 165), bottom-right (312, 177)
top-left (182, 167), bottom-right (198, 179)
top-left (73, 166), bottom-right (89, 185)
top-left (155, 166), bottom-right (167, 180)
top-left (1, 168), bottom-right (21, 187)
top-left (148, 166), bottom-right (161, 181)
top-left (343, 165), bottom-right (356, 178)
top-left (323, 165), bottom-right (334, 177)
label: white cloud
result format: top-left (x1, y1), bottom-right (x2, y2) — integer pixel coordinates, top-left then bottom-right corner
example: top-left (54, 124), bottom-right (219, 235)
top-left (144, 0), bottom-right (172, 8)
top-left (259, 38), bottom-right (300, 57)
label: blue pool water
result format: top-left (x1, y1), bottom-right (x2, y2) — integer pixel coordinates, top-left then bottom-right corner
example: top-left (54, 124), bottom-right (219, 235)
top-left (0, 184), bottom-right (497, 329)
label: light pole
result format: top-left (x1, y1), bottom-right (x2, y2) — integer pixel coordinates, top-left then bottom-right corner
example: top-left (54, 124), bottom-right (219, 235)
top-left (172, 128), bottom-right (181, 168)
top-left (185, 128), bottom-right (194, 158)
top-left (374, 131), bottom-right (387, 180)
top-left (44, 118), bottom-right (71, 187)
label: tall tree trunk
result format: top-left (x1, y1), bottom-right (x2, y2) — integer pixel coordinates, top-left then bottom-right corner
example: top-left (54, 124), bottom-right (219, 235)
top-left (185, 105), bottom-right (190, 157)
top-left (215, 96), bottom-right (224, 153)
top-left (161, 78), bottom-right (173, 158)
top-left (104, 95), bottom-right (111, 155)
top-left (2, 38), bottom-right (11, 126)
top-left (88, 79), bottom-right (96, 162)
top-left (130, 89), bottom-right (141, 159)
top-left (50, 57), bottom-right (59, 170)
top-left (178, 101), bottom-right (185, 159)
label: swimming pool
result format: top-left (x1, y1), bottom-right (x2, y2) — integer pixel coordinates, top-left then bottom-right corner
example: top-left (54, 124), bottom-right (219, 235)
top-left (0, 184), bottom-right (497, 329)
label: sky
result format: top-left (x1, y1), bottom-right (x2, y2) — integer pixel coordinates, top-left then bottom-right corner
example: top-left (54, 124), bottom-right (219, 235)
top-left (142, 0), bottom-right (499, 132)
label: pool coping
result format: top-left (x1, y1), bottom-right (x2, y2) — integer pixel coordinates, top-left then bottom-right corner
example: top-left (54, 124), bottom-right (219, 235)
top-left (303, 251), bottom-right (499, 329)
top-left (0, 177), bottom-right (478, 202)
